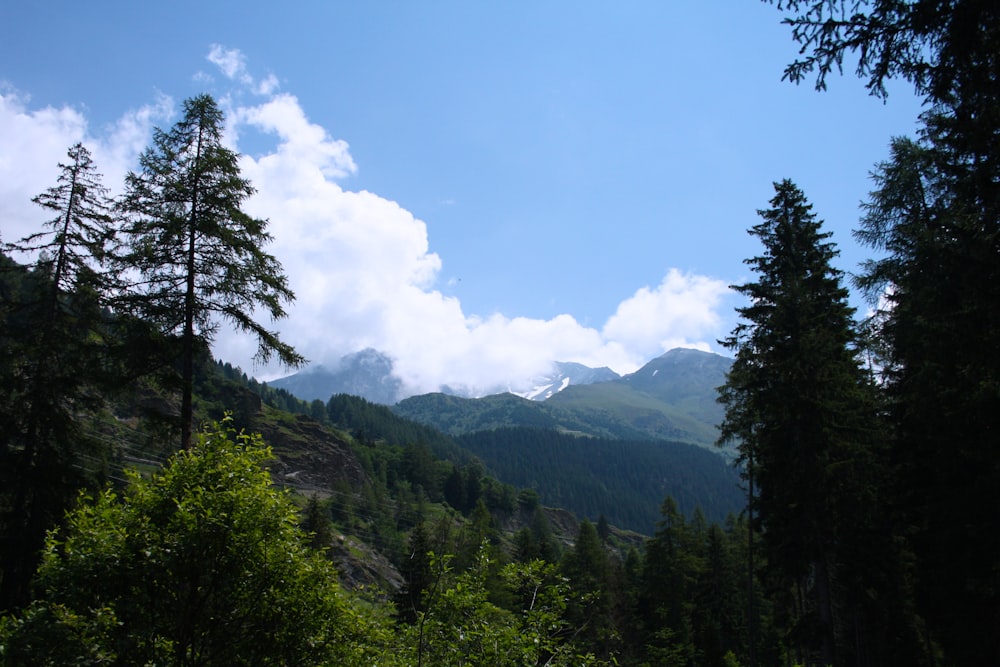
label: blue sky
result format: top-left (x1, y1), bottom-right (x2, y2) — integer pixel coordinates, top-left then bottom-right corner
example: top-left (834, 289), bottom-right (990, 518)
top-left (1, 2), bottom-right (923, 396)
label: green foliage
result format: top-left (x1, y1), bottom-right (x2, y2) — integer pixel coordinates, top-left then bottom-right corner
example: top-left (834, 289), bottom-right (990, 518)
top-left (394, 392), bottom-right (565, 436)
top-left (766, 0), bottom-right (999, 107)
top-left (328, 393), bottom-right (469, 462)
top-left (403, 546), bottom-right (610, 667)
top-left (300, 493), bottom-right (334, 551)
top-left (855, 110), bottom-right (1000, 667)
top-left (769, 2), bottom-right (1000, 662)
top-left (632, 499), bottom-right (778, 667)
top-left (718, 180), bottom-right (910, 665)
top-left (458, 426), bottom-right (743, 532)
top-left (561, 519), bottom-right (618, 659)
top-left (0, 420), bottom-right (381, 666)
top-left (117, 94), bottom-right (303, 448)
top-left (0, 145), bottom-right (120, 611)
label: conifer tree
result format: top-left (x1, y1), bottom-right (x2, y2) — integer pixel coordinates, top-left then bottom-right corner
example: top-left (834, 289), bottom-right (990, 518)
top-left (0, 143), bottom-right (117, 611)
top-left (857, 129), bottom-right (1000, 664)
top-left (639, 497), bottom-right (698, 664)
top-left (396, 519), bottom-right (435, 624)
top-left (767, 3), bottom-right (1000, 661)
top-left (562, 519), bottom-right (614, 657)
top-left (118, 94), bottom-right (303, 449)
top-left (718, 180), bottom-right (890, 666)
top-left (10, 142), bottom-right (116, 305)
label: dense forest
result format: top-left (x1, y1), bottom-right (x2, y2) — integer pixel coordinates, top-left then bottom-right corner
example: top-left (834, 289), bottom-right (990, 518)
top-left (2, 2), bottom-right (999, 665)
top-left (457, 426), bottom-right (743, 531)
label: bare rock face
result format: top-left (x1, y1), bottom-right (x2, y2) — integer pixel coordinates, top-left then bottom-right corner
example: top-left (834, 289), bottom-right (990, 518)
top-left (326, 533), bottom-right (404, 596)
top-left (257, 413), bottom-right (369, 492)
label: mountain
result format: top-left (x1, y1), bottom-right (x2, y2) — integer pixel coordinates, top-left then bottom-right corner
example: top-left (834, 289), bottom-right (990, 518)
top-left (516, 362), bottom-right (621, 400)
top-left (269, 350), bottom-right (619, 404)
top-left (394, 348), bottom-right (733, 451)
top-left (544, 347), bottom-right (731, 447)
top-left (269, 348), bottom-right (403, 404)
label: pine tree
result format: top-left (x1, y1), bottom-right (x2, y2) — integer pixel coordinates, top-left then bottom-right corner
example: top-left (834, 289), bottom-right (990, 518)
top-left (118, 94), bottom-right (303, 448)
top-left (718, 180), bottom-right (892, 666)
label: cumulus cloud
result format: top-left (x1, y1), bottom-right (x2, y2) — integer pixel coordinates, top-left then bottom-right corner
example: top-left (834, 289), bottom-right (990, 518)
top-left (1, 47), bottom-right (735, 399)
top-left (0, 87), bottom-right (170, 250)
top-left (602, 269), bottom-right (731, 359)
top-left (0, 89), bottom-right (88, 242)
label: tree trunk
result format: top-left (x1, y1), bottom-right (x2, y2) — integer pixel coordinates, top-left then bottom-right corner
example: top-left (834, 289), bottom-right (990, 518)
top-left (180, 117), bottom-right (205, 450)
top-left (814, 555), bottom-right (836, 667)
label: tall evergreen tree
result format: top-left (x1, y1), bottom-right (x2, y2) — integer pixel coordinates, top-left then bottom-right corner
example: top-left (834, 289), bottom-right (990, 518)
top-left (118, 94), bottom-right (303, 448)
top-left (718, 180), bottom-right (900, 666)
top-left (396, 519), bottom-right (435, 624)
top-left (767, 3), bottom-right (1000, 661)
top-left (0, 144), bottom-right (117, 611)
top-left (639, 496), bottom-right (699, 665)
top-left (857, 128), bottom-right (1000, 664)
top-left (9, 142), bottom-right (116, 303)
top-left (562, 519), bottom-right (614, 656)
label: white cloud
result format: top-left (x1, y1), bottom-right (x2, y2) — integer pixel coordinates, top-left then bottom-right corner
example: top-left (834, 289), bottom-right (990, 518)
top-left (1, 51), bottom-right (735, 400)
top-left (207, 44), bottom-right (250, 84)
top-left (0, 88), bottom-right (88, 244)
top-left (207, 45), bottom-right (279, 96)
top-left (602, 269), bottom-right (732, 359)
top-left (0, 87), bottom-right (170, 250)
top-left (237, 93), bottom-right (356, 179)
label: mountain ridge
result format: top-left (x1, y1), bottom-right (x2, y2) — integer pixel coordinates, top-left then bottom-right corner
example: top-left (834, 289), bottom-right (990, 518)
top-left (269, 347), bottom-right (733, 451)
top-left (268, 349), bottom-right (624, 404)
top-left (394, 348), bottom-right (733, 451)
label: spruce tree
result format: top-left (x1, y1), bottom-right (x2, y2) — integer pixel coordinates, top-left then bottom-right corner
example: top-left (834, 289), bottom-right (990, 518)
top-left (768, 3), bottom-right (1000, 661)
top-left (718, 180), bottom-right (892, 666)
top-left (639, 497), bottom-right (698, 664)
top-left (118, 94), bottom-right (303, 449)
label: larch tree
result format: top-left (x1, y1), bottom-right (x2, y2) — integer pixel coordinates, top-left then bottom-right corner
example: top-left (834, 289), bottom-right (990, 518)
top-left (118, 94), bottom-right (303, 449)
top-left (11, 142), bottom-right (116, 309)
top-left (0, 143), bottom-right (117, 611)
top-left (856, 129), bottom-right (1000, 664)
top-left (717, 180), bottom-right (895, 666)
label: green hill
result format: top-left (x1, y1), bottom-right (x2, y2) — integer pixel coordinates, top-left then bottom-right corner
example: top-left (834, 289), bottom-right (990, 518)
top-left (394, 349), bottom-right (735, 452)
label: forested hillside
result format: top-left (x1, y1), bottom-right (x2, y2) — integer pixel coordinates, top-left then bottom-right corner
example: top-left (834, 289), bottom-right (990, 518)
top-left (393, 349), bottom-right (734, 451)
top-left (458, 427), bottom-right (742, 532)
top-left (3, 3), bottom-right (1000, 664)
